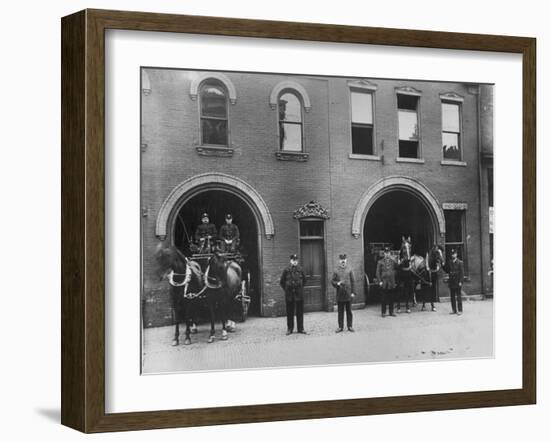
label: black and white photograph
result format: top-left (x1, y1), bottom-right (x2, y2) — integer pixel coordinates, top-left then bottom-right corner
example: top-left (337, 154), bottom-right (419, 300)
top-left (141, 68), bottom-right (494, 374)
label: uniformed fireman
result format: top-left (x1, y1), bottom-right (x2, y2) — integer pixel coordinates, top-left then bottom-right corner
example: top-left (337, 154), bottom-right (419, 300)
top-left (219, 213), bottom-right (240, 252)
top-left (280, 254), bottom-right (307, 335)
top-left (444, 248), bottom-right (465, 315)
top-left (331, 253), bottom-right (356, 332)
top-left (376, 247), bottom-right (398, 317)
top-left (194, 212), bottom-right (217, 253)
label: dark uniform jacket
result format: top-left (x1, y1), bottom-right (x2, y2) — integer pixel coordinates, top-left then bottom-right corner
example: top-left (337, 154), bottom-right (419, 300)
top-left (194, 223), bottom-right (217, 242)
top-left (444, 258), bottom-right (464, 289)
top-left (219, 223), bottom-right (240, 242)
top-left (280, 265), bottom-right (307, 301)
top-left (331, 265), bottom-right (355, 302)
top-left (376, 257), bottom-right (398, 289)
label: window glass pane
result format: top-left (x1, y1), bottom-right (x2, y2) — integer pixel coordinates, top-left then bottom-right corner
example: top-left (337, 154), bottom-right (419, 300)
top-left (200, 85), bottom-right (227, 118)
top-left (444, 210), bottom-right (463, 243)
top-left (442, 102), bottom-right (460, 132)
top-left (442, 132), bottom-right (461, 160)
top-left (280, 122), bottom-right (302, 151)
top-left (300, 221), bottom-right (324, 237)
top-left (398, 110), bottom-right (419, 140)
top-left (279, 93), bottom-right (301, 123)
top-left (351, 125), bottom-right (374, 155)
top-left (397, 94), bottom-right (418, 111)
top-left (201, 118), bottom-right (227, 145)
top-left (351, 92), bottom-right (373, 124)
top-left (399, 140), bottom-right (418, 158)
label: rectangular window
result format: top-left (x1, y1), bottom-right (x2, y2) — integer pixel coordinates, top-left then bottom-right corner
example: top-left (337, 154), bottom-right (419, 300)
top-left (299, 220), bottom-right (324, 238)
top-left (444, 209), bottom-right (468, 274)
top-left (442, 101), bottom-right (462, 160)
top-left (397, 94), bottom-right (420, 158)
top-left (351, 91), bottom-right (374, 155)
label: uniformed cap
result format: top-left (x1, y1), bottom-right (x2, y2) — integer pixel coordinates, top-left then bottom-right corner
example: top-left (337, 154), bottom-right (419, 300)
top-left (383, 247), bottom-right (390, 252)
top-left (339, 253), bottom-right (347, 260)
top-left (225, 213), bottom-right (232, 220)
top-left (290, 253), bottom-right (298, 260)
top-left (201, 212), bottom-right (209, 218)
top-left (450, 248), bottom-right (457, 254)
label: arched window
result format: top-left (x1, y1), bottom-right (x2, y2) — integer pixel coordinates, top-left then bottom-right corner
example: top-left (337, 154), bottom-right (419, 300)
top-left (199, 81), bottom-right (228, 146)
top-left (278, 91), bottom-right (303, 152)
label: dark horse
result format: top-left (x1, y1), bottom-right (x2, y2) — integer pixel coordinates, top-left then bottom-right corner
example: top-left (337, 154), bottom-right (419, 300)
top-left (204, 252), bottom-right (242, 343)
top-left (155, 245), bottom-right (204, 346)
top-left (421, 244), bottom-right (445, 311)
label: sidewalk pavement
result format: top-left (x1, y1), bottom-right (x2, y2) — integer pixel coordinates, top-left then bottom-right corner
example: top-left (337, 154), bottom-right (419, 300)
top-left (142, 298), bottom-right (493, 374)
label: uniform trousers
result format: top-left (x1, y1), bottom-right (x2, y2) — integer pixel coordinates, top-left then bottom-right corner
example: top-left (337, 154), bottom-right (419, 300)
top-left (337, 301), bottom-right (353, 329)
top-left (286, 298), bottom-right (304, 332)
top-left (450, 287), bottom-right (463, 313)
top-left (381, 288), bottom-right (395, 315)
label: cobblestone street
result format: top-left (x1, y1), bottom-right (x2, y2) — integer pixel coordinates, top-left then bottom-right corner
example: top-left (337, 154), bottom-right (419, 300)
top-left (142, 299), bottom-right (493, 374)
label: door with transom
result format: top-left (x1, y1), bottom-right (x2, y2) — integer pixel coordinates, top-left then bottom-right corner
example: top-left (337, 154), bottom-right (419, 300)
top-left (299, 219), bottom-right (325, 311)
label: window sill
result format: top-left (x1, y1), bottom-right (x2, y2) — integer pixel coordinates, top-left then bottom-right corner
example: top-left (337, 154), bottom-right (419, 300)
top-left (349, 153), bottom-right (381, 161)
top-left (396, 157), bottom-right (425, 164)
top-left (441, 160), bottom-right (467, 167)
top-left (274, 151), bottom-right (309, 162)
top-left (196, 145), bottom-right (234, 157)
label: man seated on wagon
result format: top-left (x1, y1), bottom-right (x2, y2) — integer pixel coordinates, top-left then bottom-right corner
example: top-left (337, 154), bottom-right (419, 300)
top-left (194, 212), bottom-right (217, 253)
top-left (219, 213), bottom-right (240, 253)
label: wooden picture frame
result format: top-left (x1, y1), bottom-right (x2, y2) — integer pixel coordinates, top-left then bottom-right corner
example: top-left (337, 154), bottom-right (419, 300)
top-left (61, 9), bottom-right (536, 433)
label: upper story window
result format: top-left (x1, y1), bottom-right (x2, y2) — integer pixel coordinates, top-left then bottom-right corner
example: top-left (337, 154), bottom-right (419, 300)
top-left (442, 101), bottom-right (462, 161)
top-left (351, 90), bottom-right (374, 155)
top-left (199, 81), bottom-right (229, 146)
top-left (397, 91), bottom-right (420, 159)
top-left (278, 92), bottom-right (303, 152)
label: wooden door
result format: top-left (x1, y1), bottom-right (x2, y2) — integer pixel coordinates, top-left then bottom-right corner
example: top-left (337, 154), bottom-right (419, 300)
top-left (300, 238), bottom-right (325, 311)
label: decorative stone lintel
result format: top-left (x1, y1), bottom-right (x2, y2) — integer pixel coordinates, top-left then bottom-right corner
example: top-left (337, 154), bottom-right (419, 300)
top-left (347, 79), bottom-right (378, 91)
top-left (443, 202), bottom-right (468, 210)
top-left (395, 86), bottom-right (422, 96)
top-left (440, 91), bottom-right (465, 102)
top-left (196, 146), bottom-right (234, 157)
top-left (274, 151), bottom-right (309, 162)
top-left (293, 201), bottom-right (330, 220)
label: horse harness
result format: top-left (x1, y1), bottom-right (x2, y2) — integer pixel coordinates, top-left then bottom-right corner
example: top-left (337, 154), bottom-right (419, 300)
top-left (167, 266), bottom-right (208, 300)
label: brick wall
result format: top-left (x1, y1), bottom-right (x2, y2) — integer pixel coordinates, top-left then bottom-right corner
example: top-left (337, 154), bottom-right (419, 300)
top-left (141, 69), bottom-right (491, 327)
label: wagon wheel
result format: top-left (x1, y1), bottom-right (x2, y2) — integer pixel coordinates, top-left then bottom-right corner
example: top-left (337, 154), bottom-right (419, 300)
top-left (238, 271), bottom-right (251, 322)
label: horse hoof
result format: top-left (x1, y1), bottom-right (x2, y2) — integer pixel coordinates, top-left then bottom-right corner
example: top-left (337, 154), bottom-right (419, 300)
top-left (171, 340), bottom-right (179, 347)
top-left (221, 333), bottom-right (228, 341)
top-left (184, 338), bottom-right (191, 345)
top-left (207, 336), bottom-right (215, 343)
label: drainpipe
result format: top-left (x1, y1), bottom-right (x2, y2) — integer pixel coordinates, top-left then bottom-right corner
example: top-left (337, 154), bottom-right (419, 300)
top-left (476, 85), bottom-right (485, 295)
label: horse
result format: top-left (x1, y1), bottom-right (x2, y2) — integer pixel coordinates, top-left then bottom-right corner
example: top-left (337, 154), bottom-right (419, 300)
top-left (421, 244), bottom-right (445, 311)
top-left (203, 251), bottom-right (242, 343)
top-left (154, 245), bottom-right (204, 346)
top-left (396, 236), bottom-right (432, 312)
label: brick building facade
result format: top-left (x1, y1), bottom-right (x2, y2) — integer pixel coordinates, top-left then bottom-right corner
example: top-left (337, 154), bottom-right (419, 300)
top-left (141, 68), bottom-right (493, 327)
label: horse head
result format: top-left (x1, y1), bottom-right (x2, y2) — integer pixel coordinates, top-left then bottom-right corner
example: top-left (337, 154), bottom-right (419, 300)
top-left (400, 236), bottom-right (412, 261)
top-left (154, 244), bottom-right (181, 281)
top-left (428, 244), bottom-right (445, 271)
top-left (206, 251), bottom-right (226, 288)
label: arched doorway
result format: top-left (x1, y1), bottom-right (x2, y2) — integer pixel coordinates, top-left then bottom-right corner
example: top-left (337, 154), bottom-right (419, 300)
top-left (170, 189), bottom-right (261, 317)
top-left (156, 173), bottom-right (275, 317)
top-left (352, 177), bottom-right (445, 304)
top-left (363, 190), bottom-right (435, 286)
